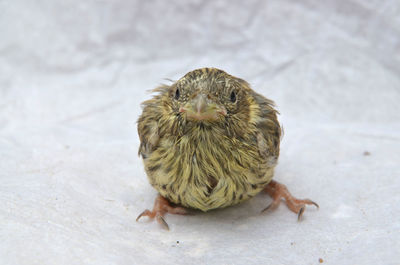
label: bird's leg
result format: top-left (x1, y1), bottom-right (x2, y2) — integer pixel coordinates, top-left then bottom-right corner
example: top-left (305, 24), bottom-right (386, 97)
top-left (136, 194), bottom-right (189, 230)
top-left (262, 180), bottom-right (319, 220)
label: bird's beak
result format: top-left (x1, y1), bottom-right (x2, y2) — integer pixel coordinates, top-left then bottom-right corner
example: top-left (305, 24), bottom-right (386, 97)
top-left (179, 94), bottom-right (227, 121)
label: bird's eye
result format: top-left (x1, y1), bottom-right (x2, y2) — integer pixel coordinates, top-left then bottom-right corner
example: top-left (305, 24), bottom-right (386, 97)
top-left (230, 91), bottom-right (236, 103)
top-left (175, 88), bottom-right (180, 100)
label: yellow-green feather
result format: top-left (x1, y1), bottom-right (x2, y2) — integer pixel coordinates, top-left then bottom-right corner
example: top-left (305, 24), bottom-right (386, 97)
top-left (137, 68), bottom-right (281, 211)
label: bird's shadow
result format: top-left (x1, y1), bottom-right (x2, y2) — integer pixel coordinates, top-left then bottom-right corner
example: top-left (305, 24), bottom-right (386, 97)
top-left (169, 192), bottom-right (276, 229)
top-left (168, 190), bottom-right (320, 232)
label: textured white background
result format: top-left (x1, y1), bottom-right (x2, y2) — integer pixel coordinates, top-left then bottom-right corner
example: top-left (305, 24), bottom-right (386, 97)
top-left (1, 0), bottom-right (399, 264)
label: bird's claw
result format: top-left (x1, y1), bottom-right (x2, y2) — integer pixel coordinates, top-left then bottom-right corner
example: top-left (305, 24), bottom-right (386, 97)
top-left (263, 180), bottom-right (319, 221)
top-left (296, 200), bottom-right (319, 221)
top-left (136, 209), bottom-right (170, 230)
top-left (156, 214), bottom-right (170, 230)
top-left (136, 195), bottom-right (190, 230)
top-left (261, 204), bottom-right (271, 213)
top-left (309, 200), bottom-right (320, 209)
top-left (136, 209), bottom-right (152, 222)
top-left (297, 206), bottom-right (305, 221)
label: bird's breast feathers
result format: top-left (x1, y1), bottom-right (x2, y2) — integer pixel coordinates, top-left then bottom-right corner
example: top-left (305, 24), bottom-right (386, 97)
top-left (142, 125), bottom-right (275, 211)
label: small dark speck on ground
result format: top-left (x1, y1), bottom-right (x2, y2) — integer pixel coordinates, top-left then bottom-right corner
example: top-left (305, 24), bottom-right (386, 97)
top-left (363, 151), bottom-right (371, 156)
top-left (319, 258), bottom-right (324, 263)
top-left (171, 241), bottom-right (180, 247)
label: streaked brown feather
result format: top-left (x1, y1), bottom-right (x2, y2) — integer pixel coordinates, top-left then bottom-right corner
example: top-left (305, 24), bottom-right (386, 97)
top-left (137, 68), bottom-right (281, 211)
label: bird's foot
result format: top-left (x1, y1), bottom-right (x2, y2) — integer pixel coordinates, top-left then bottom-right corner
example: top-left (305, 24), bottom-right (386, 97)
top-left (136, 195), bottom-right (189, 230)
top-left (262, 180), bottom-right (319, 220)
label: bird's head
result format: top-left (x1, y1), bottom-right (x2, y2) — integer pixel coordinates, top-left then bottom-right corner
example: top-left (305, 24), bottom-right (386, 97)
top-left (158, 68), bottom-right (254, 131)
top-left (139, 67), bottom-right (280, 156)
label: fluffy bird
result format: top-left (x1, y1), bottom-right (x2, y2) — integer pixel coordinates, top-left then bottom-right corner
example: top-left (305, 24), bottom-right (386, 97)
top-left (136, 68), bottom-right (317, 229)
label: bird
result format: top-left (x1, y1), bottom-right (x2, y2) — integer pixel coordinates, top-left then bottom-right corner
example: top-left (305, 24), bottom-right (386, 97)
top-left (136, 68), bottom-right (318, 230)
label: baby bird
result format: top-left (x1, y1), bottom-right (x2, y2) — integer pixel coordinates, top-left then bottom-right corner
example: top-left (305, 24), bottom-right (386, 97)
top-left (136, 68), bottom-right (318, 229)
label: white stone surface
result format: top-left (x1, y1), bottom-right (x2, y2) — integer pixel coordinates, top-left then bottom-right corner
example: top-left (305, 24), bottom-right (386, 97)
top-left (1, 0), bottom-right (399, 264)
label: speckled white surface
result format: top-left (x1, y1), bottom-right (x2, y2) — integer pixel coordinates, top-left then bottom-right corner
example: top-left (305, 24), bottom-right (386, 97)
top-left (1, 1), bottom-right (399, 264)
